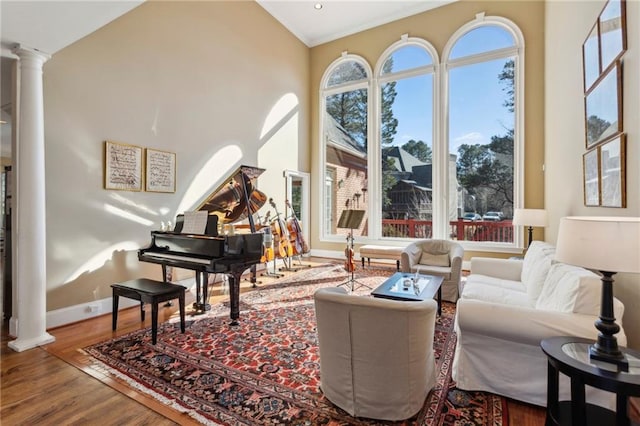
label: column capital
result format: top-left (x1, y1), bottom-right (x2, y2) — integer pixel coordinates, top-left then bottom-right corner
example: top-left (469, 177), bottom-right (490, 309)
top-left (11, 44), bottom-right (51, 64)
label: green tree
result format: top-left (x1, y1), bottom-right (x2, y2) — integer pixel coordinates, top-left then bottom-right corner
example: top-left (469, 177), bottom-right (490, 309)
top-left (325, 59), bottom-right (398, 150)
top-left (499, 59), bottom-right (515, 113)
top-left (586, 115), bottom-right (611, 144)
top-left (457, 59), bottom-right (515, 212)
top-left (378, 60), bottom-right (399, 209)
top-left (401, 139), bottom-right (432, 163)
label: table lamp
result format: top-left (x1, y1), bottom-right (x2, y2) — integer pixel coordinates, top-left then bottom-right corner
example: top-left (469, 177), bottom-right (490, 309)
top-left (513, 208), bottom-right (548, 247)
top-left (555, 216), bottom-right (640, 371)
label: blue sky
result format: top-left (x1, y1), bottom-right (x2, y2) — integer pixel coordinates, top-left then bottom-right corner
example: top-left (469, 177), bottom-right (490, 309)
top-left (388, 26), bottom-right (515, 155)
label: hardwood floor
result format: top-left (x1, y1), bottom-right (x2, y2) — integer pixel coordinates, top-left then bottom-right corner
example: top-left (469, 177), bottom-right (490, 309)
top-left (1, 260), bottom-right (549, 425)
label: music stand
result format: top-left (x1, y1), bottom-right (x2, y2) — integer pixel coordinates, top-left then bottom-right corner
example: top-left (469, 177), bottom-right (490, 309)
top-left (337, 210), bottom-right (369, 291)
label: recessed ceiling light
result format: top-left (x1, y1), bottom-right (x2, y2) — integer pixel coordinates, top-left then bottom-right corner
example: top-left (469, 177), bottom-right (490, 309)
top-left (314, 3), bottom-right (323, 10)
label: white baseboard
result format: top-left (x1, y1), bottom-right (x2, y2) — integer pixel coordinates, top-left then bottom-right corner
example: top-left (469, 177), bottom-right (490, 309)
top-left (46, 278), bottom-right (196, 329)
top-left (309, 248), bottom-right (398, 267)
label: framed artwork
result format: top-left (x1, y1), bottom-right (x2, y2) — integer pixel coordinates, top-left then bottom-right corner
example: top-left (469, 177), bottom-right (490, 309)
top-left (584, 61), bottom-right (622, 149)
top-left (145, 148), bottom-right (176, 193)
top-left (599, 134), bottom-right (626, 208)
top-left (582, 23), bottom-right (600, 92)
top-left (582, 0), bottom-right (627, 92)
top-left (104, 141), bottom-right (143, 191)
top-left (599, 0), bottom-right (626, 73)
top-left (583, 147), bottom-right (600, 207)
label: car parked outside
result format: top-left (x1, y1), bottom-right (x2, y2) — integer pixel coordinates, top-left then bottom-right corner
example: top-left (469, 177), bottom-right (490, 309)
top-left (463, 212), bottom-right (482, 221)
top-left (482, 211), bottom-right (503, 221)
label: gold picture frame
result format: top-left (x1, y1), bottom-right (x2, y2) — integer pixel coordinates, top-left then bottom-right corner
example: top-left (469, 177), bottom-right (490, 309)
top-left (104, 141), bottom-right (143, 191)
top-left (582, 23), bottom-right (600, 93)
top-left (600, 134), bottom-right (626, 208)
top-left (582, 0), bottom-right (627, 93)
top-left (584, 60), bottom-right (622, 149)
top-left (145, 148), bottom-right (176, 193)
top-left (599, 0), bottom-right (627, 74)
top-left (583, 147), bottom-right (600, 207)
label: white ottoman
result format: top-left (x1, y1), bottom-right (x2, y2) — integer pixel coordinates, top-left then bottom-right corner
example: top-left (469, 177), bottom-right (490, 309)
top-left (359, 245), bottom-right (404, 271)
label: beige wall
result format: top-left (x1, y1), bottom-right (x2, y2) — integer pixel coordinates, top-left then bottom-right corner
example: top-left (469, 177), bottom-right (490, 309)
top-left (42, 1), bottom-right (309, 311)
top-left (545, 0), bottom-right (640, 348)
top-left (309, 0), bottom-right (546, 258)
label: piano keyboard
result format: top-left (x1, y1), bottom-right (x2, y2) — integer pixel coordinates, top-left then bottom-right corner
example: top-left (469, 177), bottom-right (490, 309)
top-left (141, 252), bottom-right (212, 265)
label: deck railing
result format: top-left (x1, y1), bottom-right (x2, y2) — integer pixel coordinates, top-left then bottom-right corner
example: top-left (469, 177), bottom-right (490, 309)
top-left (382, 219), bottom-right (514, 243)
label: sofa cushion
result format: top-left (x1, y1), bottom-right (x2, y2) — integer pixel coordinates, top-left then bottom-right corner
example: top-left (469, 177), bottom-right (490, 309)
top-left (464, 274), bottom-right (524, 292)
top-left (419, 252), bottom-right (450, 267)
top-left (535, 263), bottom-right (601, 315)
top-left (521, 241), bottom-right (556, 301)
top-left (461, 281), bottom-right (534, 307)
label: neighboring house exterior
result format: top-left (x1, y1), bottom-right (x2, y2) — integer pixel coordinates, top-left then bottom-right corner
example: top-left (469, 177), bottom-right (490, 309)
top-left (383, 147), bottom-right (460, 222)
top-left (324, 113), bottom-right (368, 236)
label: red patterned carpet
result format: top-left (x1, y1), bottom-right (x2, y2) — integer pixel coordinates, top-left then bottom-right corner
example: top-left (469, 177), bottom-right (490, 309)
top-left (85, 263), bottom-right (507, 425)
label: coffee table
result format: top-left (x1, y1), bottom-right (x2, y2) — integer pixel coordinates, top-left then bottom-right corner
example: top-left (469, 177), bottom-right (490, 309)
top-left (371, 272), bottom-right (443, 315)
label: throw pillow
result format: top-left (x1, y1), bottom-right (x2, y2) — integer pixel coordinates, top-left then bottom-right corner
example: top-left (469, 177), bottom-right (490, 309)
top-left (521, 241), bottom-right (556, 301)
top-left (419, 252), bottom-right (450, 267)
top-left (535, 263), bottom-right (601, 315)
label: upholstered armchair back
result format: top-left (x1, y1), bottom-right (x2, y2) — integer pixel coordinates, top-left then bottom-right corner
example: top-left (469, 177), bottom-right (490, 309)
top-left (400, 239), bottom-right (464, 302)
top-left (314, 287), bottom-right (437, 421)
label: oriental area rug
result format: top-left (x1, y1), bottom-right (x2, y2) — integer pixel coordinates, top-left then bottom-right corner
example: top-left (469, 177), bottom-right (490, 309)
top-left (84, 263), bottom-right (507, 425)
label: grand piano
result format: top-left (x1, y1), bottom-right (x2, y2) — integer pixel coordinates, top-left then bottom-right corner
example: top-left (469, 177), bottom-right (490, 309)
top-left (138, 165), bottom-right (265, 324)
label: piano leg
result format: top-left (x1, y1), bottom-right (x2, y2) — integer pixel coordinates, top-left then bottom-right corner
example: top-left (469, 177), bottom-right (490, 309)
top-left (201, 271), bottom-right (211, 312)
top-left (193, 271), bottom-right (211, 314)
top-left (228, 270), bottom-right (242, 326)
top-left (161, 264), bottom-right (173, 307)
top-left (194, 271), bottom-right (201, 310)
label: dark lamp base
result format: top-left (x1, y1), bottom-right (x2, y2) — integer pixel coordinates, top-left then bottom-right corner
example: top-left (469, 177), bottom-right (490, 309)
top-left (589, 344), bottom-right (629, 372)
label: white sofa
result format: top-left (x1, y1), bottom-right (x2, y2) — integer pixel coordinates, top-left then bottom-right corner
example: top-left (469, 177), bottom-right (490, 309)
top-left (452, 241), bottom-right (626, 408)
top-left (314, 287), bottom-right (437, 421)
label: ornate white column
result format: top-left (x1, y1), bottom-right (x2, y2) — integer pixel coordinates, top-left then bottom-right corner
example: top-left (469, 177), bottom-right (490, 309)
top-left (8, 45), bottom-right (55, 351)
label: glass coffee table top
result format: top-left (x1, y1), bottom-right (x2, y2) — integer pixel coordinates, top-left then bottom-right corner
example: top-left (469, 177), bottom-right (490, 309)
top-left (371, 272), bottom-right (443, 303)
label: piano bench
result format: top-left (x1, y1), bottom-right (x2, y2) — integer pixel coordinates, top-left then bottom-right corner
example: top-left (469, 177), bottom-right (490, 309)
top-left (111, 278), bottom-right (186, 345)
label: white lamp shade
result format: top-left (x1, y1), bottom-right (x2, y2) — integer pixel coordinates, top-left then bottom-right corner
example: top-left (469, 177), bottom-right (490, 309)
top-left (513, 209), bottom-right (548, 227)
top-left (555, 216), bottom-right (640, 273)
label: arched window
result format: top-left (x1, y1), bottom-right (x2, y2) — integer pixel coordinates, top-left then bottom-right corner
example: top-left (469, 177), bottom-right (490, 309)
top-left (320, 54), bottom-right (371, 239)
top-left (441, 14), bottom-right (524, 247)
top-left (317, 15), bottom-right (524, 249)
top-left (374, 37), bottom-right (438, 239)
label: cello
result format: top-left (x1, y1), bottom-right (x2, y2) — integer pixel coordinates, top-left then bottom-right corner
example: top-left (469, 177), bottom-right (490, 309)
top-left (269, 198), bottom-right (293, 258)
top-left (344, 232), bottom-right (356, 273)
top-left (285, 199), bottom-right (309, 255)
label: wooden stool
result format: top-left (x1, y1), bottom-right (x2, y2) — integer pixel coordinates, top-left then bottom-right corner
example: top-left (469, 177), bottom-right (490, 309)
top-left (111, 278), bottom-right (186, 345)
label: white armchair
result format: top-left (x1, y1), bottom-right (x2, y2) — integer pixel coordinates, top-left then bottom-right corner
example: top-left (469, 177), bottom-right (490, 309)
top-left (400, 239), bottom-right (464, 302)
top-left (314, 287), bottom-right (437, 421)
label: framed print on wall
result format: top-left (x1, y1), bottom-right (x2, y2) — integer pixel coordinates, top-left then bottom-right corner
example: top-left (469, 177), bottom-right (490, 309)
top-left (599, 0), bottom-right (627, 73)
top-left (583, 147), bottom-right (600, 207)
top-left (104, 141), bottom-right (143, 191)
top-left (599, 134), bottom-right (626, 208)
top-left (145, 148), bottom-right (176, 193)
top-left (582, 22), bottom-right (600, 92)
top-left (584, 60), bottom-right (622, 149)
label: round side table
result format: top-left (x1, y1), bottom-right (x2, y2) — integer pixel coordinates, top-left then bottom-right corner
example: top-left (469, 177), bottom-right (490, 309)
top-left (541, 336), bottom-right (640, 426)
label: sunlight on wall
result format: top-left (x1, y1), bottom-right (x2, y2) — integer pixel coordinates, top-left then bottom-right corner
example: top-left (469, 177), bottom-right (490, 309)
top-left (176, 145), bottom-right (243, 215)
top-left (63, 241), bottom-right (140, 284)
top-left (104, 204), bottom-right (155, 226)
top-left (109, 192), bottom-right (161, 217)
top-left (257, 94), bottom-right (300, 207)
top-left (259, 93), bottom-right (299, 140)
